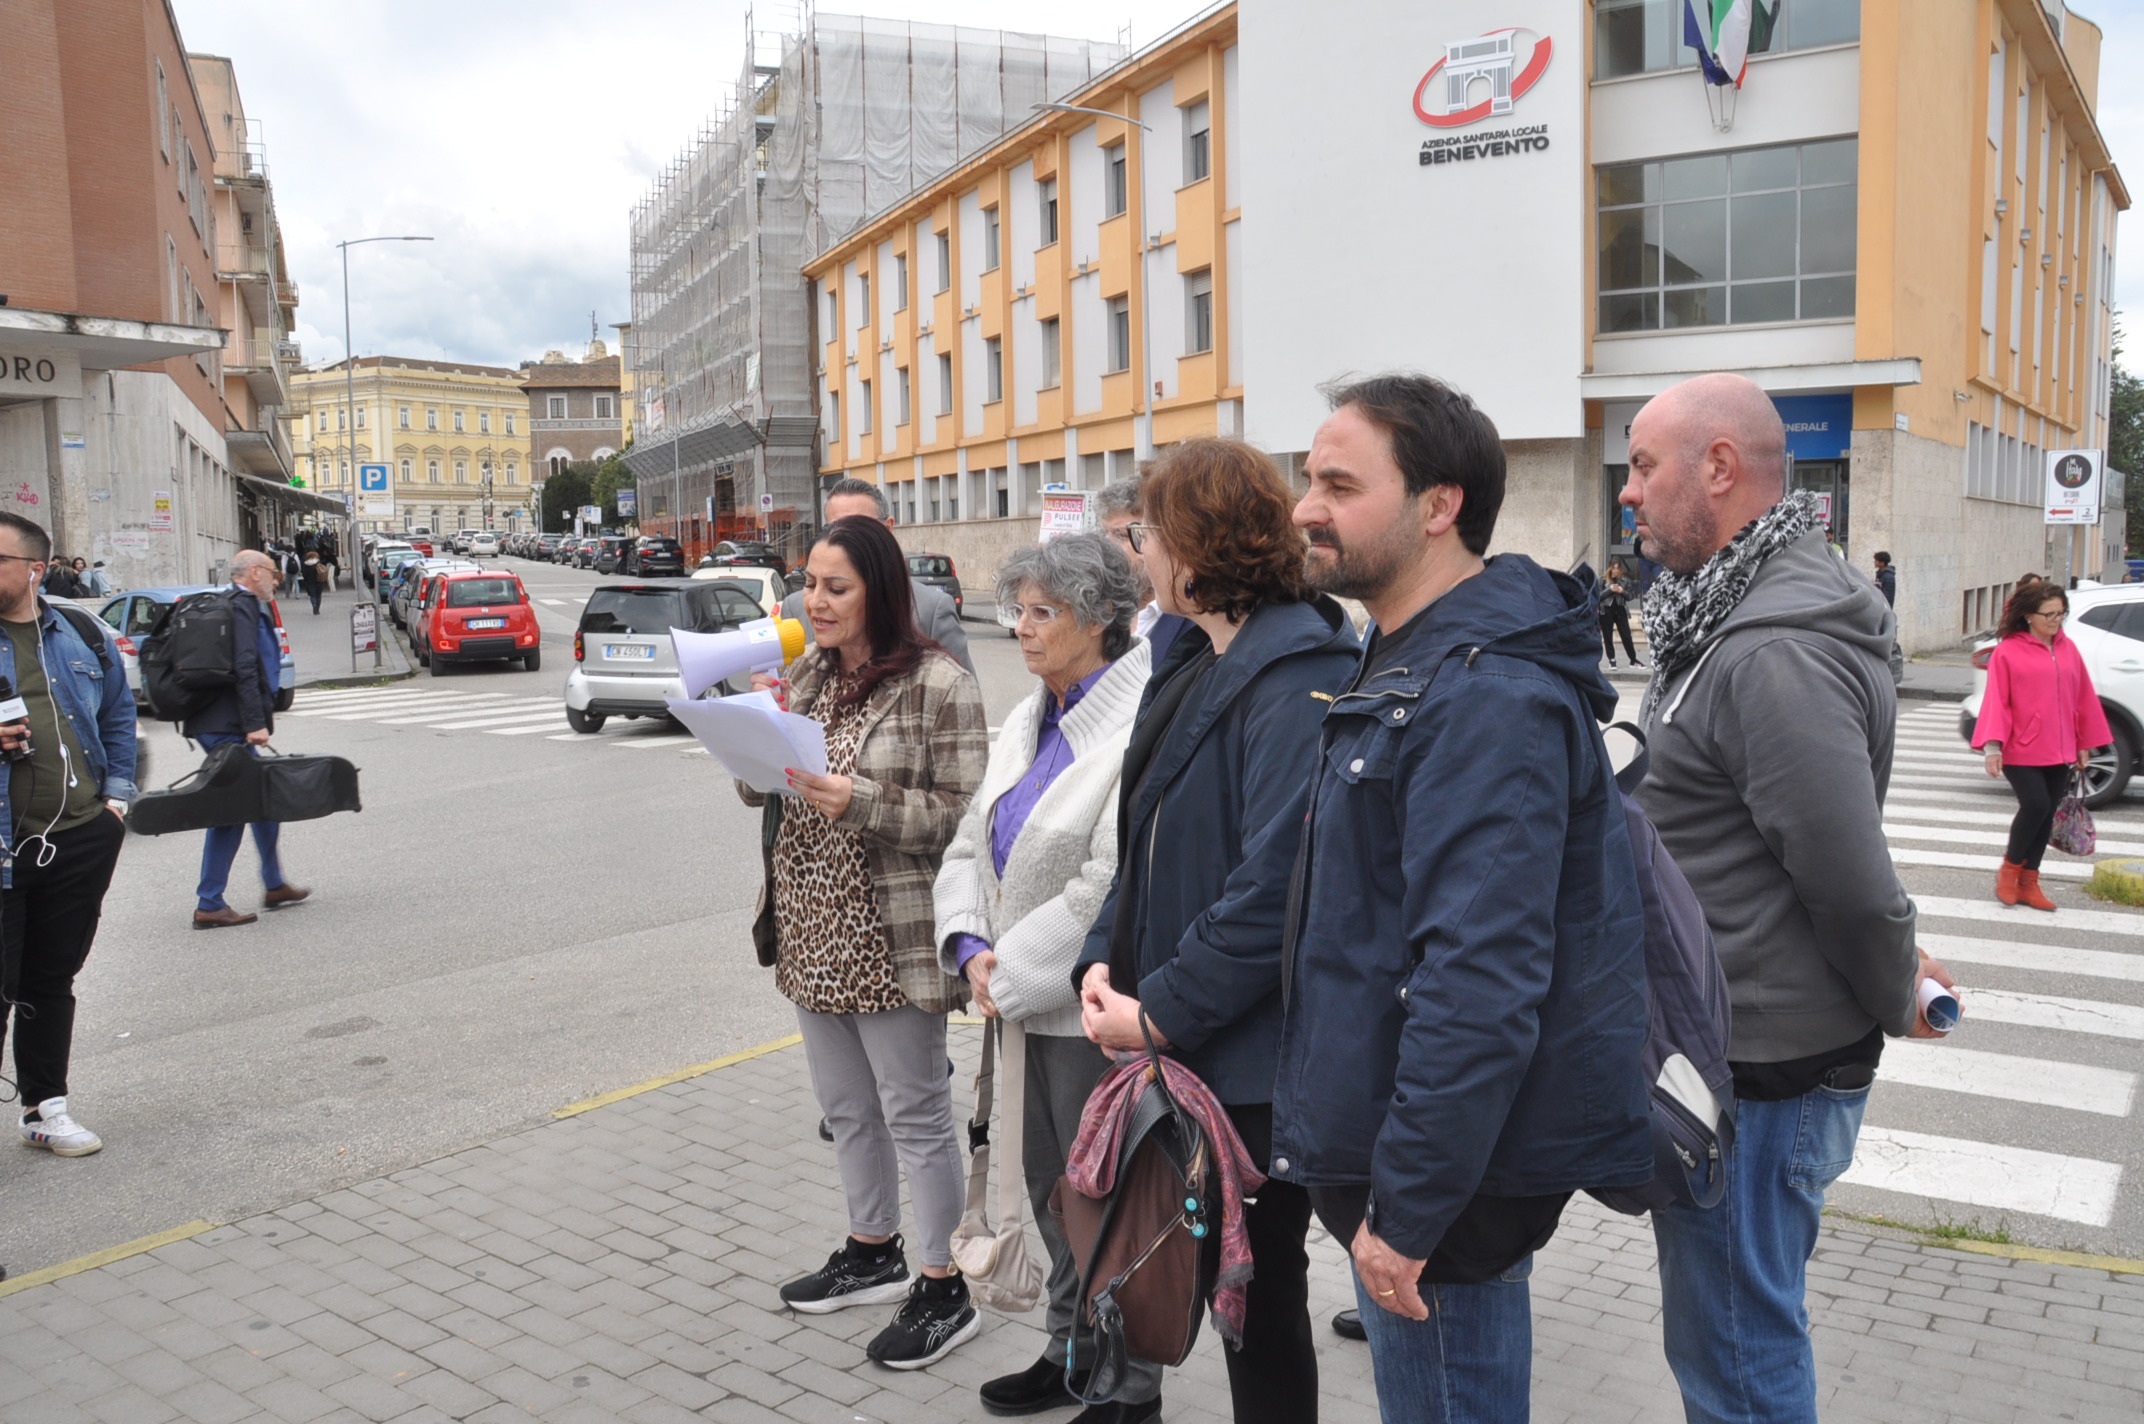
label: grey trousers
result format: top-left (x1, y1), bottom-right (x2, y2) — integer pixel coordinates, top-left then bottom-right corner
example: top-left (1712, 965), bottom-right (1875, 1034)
top-left (796, 1003), bottom-right (965, 1269)
top-left (1024, 1031), bottom-right (1164, 1403)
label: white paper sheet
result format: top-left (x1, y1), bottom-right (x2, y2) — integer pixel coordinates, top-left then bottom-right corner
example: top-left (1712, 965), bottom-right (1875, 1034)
top-left (665, 690), bottom-right (827, 794)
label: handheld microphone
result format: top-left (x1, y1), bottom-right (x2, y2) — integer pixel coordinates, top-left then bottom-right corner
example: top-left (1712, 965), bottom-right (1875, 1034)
top-left (0, 675), bottom-right (31, 764)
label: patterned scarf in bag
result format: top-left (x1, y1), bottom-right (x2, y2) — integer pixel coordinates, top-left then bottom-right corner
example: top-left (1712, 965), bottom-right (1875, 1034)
top-left (1641, 490), bottom-right (1821, 705)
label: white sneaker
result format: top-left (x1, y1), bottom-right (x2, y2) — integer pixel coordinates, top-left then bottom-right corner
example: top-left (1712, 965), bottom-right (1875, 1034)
top-left (20, 1097), bottom-right (102, 1156)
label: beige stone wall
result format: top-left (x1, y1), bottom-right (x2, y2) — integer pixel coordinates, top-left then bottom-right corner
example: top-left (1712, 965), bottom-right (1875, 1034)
top-left (1487, 437), bottom-right (1590, 571)
top-left (891, 516), bottom-right (1041, 605)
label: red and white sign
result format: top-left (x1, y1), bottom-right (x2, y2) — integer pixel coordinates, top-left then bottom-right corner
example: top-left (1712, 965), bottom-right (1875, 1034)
top-left (1412, 29), bottom-right (1554, 128)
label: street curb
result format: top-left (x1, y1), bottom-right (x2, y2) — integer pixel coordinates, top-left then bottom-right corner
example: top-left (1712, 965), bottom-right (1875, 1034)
top-left (300, 671), bottom-right (416, 690)
top-left (552, 1033), bottom-right (804, 1119)
top-left (1898, 685), bottom-right (1970, 703)
top-left (2088, 858), bottom-right (2144, 906)
top-left (1935, 1236), bottom-right (2144, 1277)
top-left (0, 1219), bottom-right (216, 1299)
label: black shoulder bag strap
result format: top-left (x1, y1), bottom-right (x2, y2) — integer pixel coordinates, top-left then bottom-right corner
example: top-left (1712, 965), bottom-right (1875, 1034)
top-left (53, 604), bottom-right (116, 671)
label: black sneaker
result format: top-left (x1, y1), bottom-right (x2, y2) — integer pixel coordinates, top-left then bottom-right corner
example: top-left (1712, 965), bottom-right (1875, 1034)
top-left (865, 1274), bottom-right (980, 1370)
top-left (779, 1237), bottom-right (911, 1315)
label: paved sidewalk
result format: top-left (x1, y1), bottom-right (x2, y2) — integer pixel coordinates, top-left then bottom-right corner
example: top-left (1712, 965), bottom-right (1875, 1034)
top-left (2, 1027), bottom-right (2139, 1423)
top-left (278, 576), bottom-right (410, 688)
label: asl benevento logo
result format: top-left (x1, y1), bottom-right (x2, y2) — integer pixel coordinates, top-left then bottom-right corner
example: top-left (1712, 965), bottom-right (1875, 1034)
top-left (1413, 28), bottom-right (1553, 168)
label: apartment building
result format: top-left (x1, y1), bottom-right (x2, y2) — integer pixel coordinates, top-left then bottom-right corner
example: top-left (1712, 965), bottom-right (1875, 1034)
top-left (287, 359), bottom-right (534, 535)
top-left (816, 0), bottom-right (2126, 653)
top-left (521, 341), bottom-right (624, 475)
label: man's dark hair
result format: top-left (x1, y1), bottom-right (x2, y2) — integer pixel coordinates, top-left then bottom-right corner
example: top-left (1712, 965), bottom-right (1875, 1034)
top-left (0, 511), bottom-right (52, 561)
top-left (1872, 551), bottom-right (1892, 566)
top-left (825, 477), bottom-right (891, 520)
top-left (1322, 373), bottom-right (1505, 555)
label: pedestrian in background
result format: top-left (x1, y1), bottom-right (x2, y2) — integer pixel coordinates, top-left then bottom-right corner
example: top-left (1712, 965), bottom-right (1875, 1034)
top-left (1598, 557), bottom-right (1643, 668)
top-left (1074, 439), bottom-right (1359, 1424)
top-left (1274, 375), bottom-right (1651, 1424)
top-left (186, 550), bottom-right (309, 929)
top-left (1872, 551), bottom-right (1896, 605)
top-left (0, 512), bottom-right (137, 1159)
top-left (39, 559), bottom-right (84, 599)
top-left (81, 561), bottom-right (112, 597)
top-left (1973, 578), bottom-right (2109, 911)
top-left (782, 479), bottom-right (973, 675)
top-left (301, 548), bottom-right (327, 614)
top-left (1620, 373), bottom-right (1950, 1424)
top-left (742, 514), bottom-right (988, 1370)
top-left (933, 532), bottom-right (1152, 1419)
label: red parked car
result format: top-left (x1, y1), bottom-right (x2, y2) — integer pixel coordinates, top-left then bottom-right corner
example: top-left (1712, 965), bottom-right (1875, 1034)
top-left (413, 569), bottom-right (541, 675)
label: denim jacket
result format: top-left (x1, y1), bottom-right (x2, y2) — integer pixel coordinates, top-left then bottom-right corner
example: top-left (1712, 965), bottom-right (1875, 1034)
top-left (0, 599), bottom-right (139, 887)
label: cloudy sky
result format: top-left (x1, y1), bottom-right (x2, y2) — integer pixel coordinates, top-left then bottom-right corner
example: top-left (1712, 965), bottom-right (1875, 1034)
top-left (178, 1), bottom-right (2144, 373)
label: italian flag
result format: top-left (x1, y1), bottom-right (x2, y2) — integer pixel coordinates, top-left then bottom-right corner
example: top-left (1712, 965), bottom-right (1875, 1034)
top-left (1683, 0), bottom-right (1781, 87)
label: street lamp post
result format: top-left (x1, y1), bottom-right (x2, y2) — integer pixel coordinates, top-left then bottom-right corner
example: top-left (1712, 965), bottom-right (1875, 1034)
top-left (1035, 101), bottom-right (1157, 463)
top-left (337, 234), bottom-right (432, 562)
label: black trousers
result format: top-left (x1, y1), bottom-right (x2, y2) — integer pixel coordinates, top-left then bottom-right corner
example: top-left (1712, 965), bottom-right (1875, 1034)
top-left (1599, 606), bottom-right (1637, 661)
top-left (1223, 1102), bottom-right (1319, 1424)
top-left (2003, 763), bottom-right (2073, 869)
top-left (1, 810), bottom-right (125, 1108)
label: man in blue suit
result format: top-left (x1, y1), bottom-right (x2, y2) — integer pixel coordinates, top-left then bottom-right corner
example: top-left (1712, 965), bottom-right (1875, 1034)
top-left (186, 550), bottom-right (309, 928)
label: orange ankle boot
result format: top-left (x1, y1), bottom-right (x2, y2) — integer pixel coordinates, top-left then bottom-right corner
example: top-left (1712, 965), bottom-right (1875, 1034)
top-left (1997, 859), bottom-right (2023, 906)
top-left (2018, 867), bottom-right (2057, 911)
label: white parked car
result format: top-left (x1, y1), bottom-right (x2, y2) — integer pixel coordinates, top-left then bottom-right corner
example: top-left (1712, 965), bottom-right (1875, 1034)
top-left (689, 563), bottom-right (784, 614)
top-left (467, 532), bottom-right (501, 557)
top-left (1960, 580), bottom-right (2144, 807)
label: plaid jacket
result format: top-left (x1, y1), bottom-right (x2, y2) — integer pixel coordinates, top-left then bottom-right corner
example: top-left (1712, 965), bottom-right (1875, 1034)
top-left (740, 646), bottom-right (987, 1014)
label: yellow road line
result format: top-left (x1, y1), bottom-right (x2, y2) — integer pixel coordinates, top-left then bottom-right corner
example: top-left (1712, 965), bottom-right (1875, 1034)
top-left (552, 1033), bottom-right (804, 1119)
top-left (0, 1219), bottom-right (217, 1300)
top-left (1934, 1237), bottom-right (2144, 1277)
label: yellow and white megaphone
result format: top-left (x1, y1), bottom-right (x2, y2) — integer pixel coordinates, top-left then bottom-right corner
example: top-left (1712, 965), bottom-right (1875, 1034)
top-left (671, 615), bottom-right (807, 698)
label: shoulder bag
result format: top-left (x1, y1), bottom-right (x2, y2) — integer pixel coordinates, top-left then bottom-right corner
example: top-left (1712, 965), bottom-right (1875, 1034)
top-left (948, 1017), bottom-right (1044, 1311)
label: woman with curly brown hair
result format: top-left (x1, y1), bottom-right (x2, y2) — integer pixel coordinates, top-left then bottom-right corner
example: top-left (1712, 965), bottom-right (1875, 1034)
top-left (1069, 438), bottom-right (1361, 1424)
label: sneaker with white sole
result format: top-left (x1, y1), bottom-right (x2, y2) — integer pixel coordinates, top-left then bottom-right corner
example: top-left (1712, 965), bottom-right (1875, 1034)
top-left (866, 1274), bottom-right (979, 1370)
top-left (20, 1097), bottom-right (101, 1157)
top-left (779, 1236), bottom-right (912, 1314)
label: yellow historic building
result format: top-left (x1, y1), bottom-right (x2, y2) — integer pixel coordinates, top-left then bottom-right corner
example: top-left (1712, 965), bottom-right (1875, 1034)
top-left (286, 358), bottom-right (535, 534)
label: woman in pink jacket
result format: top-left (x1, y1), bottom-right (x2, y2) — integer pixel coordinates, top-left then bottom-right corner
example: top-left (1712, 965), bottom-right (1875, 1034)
top-left (1972, 578), bottom-right (2113, 910)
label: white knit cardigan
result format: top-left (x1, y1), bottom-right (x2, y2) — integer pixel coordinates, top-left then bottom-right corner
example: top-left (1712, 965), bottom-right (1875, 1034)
top-left (933, 639), bottom-right (1150, 1037)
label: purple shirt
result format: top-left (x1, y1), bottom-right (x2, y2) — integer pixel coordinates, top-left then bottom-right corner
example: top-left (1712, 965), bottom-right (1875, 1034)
top-left (953, 664), bottom-right (1111, 970)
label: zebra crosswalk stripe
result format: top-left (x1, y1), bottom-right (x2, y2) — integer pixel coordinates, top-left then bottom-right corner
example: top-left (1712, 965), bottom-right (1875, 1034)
top-left (1844, 1126), bottom-right (2122, 1227)
top-left (1968, 988), bottom-right (2144, 1040)
top-left (1915, 932), bottom-right (2144, 983)
top-left (1916, 895), bottom-right (2144, 936)
top-left (1878, 1041), bottom-right (2138, 1116)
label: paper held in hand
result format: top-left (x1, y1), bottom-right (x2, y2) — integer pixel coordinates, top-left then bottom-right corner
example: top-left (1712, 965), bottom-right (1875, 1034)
top-left (665, 689), bottom-right (827, 794)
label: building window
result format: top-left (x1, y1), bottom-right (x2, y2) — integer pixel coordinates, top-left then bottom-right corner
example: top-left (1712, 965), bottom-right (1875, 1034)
top-left (983, 208), bottom-right (1002, 271)
top-left (1107, 297), bottom-right (1132, 372)
top-left (1040, 179), bottom-right (1059, 246)
top-left (506, 463), bottom-right (518, 484)
top-left (428, 460), bottom-right (441, 483)
top-left (1596, 138), bottom-right (1857, 333)
top-left (859, 273), bottom-right (871, 324)
top-left (985, 338), bottom-right (1004, 403)
top-left (859, 379), bottom-right (873, 435)
top-left (1184, 102), bottom-right (1211, 183)
top-left (895, 254), bottom-right (909, 310)
top-left (828, 391), bottom-right (841, 442)
top-left (826, 289), bottom-right (839, 332)
top-left (938, 352), bottom-right (955, 415)
top-left (399, 405), bottom-right (411, 429)
top-left (1105, 143), bottom-right (1128, 218)
top-left (157, 60), bottom-right (170, 159)
top-left (505, 413), bottom-right (515, 435)
top-left (336, 408), bottom-right (346, 432)
top-left (547, 395), bottom-right (566, 419)
top-left (936, 232), bottom-right (952, 292)
top-left (479, 411), bottom-right (491, 433)
top-left (399, 459), bottom-right (412, 480)
top-left (595, 395), bottom-right (614, 420)
top-left (1186, 270), bottom-right (1214, 354)
top-left (897, 367), bottom-right (911, 425)
top-left (356, 406), bottom-right (366, 428)
top-left (453, 410), bottom-right (465, 432)
top-left (1041, 318), bottom-right (1062, 387)
top-left (455, 461), bottom-right (467, 483)
top-left (426, 409), bottom-right (438, 431)
top-left (1595, 0), bottom-right (1860, 81)
top-left (317, 410), bottom-right (328, 433)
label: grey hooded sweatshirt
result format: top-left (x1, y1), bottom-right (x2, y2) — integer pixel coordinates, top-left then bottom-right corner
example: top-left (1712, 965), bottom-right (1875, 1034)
top-left (1637, 529), bottom-right (1918, 1063)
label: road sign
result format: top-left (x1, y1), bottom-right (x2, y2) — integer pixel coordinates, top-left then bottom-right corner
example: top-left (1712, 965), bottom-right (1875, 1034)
top-left (359, 463), bottom-right (393, 518)
top-left (2045, 449), bottom-right (2104, 526)
top-left (760, 493), bottom-right (774, 512)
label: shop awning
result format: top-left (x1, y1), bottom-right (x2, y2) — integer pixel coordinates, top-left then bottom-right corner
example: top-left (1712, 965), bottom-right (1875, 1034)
top-left (0, 306), bottom-right (225, 370)
top-left (235, 473), bottom-right (350, 518)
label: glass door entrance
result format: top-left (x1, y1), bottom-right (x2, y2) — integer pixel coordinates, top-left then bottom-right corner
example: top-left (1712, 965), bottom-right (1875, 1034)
top-left (1790, 459), bottom-right (1849, 547)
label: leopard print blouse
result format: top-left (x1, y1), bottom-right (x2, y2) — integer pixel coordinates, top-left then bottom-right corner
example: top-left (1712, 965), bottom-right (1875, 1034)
top-left (771, 668), bottom-right (907, 1014)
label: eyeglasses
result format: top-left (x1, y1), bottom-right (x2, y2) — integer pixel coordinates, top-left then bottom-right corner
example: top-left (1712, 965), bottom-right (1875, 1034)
top-left (996, 601), bottom-right (1070, 629)
top-left (0, 555), bottom-right (43, 567)
top-left (1122, 523), bottom-right (1152, 554)
top-left (2030, 608), bottom-right (2068, 622)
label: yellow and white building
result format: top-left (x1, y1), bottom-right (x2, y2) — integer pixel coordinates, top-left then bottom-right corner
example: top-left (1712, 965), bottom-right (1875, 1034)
top-left (286, 358), bottom-right (535, 534)
top-left (810, 0), bottom-right (2125, 654)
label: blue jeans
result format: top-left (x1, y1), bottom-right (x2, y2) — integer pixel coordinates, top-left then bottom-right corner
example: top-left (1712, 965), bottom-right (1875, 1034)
top-left (1653, 1084), bottom-right (1872, 1424)
top-left (1351, 1254), bottom-right (1535, 1424)
top-left (195, 736), bottom-right (284, 911)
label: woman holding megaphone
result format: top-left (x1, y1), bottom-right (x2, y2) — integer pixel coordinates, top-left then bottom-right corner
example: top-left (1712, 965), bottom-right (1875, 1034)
top-left (736, 513), bottom-right (989, 1370)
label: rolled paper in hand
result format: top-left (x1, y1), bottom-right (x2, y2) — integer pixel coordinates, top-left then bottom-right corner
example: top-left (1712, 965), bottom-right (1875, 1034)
top-left (1918, 977), bottom-right (1961, 1035)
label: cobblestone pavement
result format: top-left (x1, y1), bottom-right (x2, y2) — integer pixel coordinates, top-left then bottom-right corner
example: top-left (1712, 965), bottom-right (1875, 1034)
top-left (2, 1028), bottom-right (2140, 1424)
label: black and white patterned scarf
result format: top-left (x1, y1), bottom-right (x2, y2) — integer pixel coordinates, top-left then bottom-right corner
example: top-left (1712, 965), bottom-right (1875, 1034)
top-left (1641, 489), bottom-right (1821, 695)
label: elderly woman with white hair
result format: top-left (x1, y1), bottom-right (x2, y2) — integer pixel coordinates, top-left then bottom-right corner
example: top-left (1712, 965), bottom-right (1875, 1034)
top-left (933, 531), bottom-right (1155, 1421)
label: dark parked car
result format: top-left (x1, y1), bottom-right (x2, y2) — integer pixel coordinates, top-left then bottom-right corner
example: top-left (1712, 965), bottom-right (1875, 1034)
top-left (625, 537), bottom-right (686, 578)
top-left (704, 540), bottom-right (788, 577)
top-left (906, 553), bottom-right (963, 618)
top-left (591, 536), bottom-right (633, 574)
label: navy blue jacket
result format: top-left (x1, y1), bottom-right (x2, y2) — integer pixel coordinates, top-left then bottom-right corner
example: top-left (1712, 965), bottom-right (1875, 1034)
top-left (1271, 556), bottom-right (1651, 1259)
top-left (181, 588), bottom-right (280, 740)
top-left (1075, 597), bottom-right (1361, 1104)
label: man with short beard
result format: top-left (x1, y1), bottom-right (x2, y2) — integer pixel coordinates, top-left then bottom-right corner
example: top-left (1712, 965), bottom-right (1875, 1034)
top-left (1621, 373), bottom-right (1950, 1424)
top-left (1270, 373), bottom-right (1651, 1422)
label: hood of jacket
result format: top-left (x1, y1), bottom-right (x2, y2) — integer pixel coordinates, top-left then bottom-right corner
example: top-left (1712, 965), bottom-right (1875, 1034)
top-left (1707, 530), bottom-right (1894, 661)
top-left (1381, 554), bottom-right (1619, 723)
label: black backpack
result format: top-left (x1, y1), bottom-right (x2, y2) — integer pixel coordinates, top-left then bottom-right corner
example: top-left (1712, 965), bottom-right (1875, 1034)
top-left (138, 590), bottom-right (240, 722)
top-left (1588, 722), bottom-right (1737, 1215)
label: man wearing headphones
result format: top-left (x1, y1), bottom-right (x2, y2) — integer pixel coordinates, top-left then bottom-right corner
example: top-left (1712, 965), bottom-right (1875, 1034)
top-left (0, 512), bottom-right (137, 1158)
top-left (187, 549), bottom-right (308, 929)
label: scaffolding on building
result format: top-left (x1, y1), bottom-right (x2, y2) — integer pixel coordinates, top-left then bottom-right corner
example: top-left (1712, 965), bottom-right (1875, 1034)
top-left (625, 5), bottom-right (1122, 562)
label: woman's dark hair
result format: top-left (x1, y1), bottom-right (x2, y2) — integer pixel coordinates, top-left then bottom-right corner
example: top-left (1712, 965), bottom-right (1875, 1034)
top-left (1143, 438), bottom-right (1308, 624)
top-left (1997, 579), bottom-right (2066, 638)
top-left (1607, 557), bottom-right (1628, 579)
top-left (809, 514), bottom-right (938, 705)
top-left (1321, 372), bottom-right (1506, 556)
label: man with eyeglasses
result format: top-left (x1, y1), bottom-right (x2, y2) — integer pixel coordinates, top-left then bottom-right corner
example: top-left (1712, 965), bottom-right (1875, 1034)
top-left (0, 511), bottom-right (137, 1159)
top-left (1094, 476), bottom-right (1188, 663)
top-left (781, 479), bottom-right (972, 675)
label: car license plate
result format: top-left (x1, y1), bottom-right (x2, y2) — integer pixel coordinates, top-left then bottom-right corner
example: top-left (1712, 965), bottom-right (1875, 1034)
top-left (466, 617), bottom-right (506, 629)
top-left (605, 643), bottom-right (655, 660)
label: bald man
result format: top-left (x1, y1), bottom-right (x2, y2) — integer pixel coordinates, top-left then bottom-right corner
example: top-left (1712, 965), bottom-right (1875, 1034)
top-left (1619, 374), bottom-right (1948, 1424)
top-left (187, 549), bottom-right (309, 928)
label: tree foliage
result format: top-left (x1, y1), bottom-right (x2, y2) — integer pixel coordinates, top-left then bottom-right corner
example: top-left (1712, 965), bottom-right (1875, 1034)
top-left (591, 451), bottom-right (636, 524)
top-left (2114, 319), bottom-right (2144, 558)
top-left (539, 463), bottom-right (595, 532)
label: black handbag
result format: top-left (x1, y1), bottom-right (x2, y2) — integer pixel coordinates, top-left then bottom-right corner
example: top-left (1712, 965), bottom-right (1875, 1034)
top-left (126, 742), bottom-right (262, 835)
top-left (750, 797), bottom-right (782, 967)
top-left (257, 746), bottom-right (361, 823)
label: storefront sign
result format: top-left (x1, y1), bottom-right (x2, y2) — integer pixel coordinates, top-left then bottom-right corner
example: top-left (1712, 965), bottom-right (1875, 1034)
top-left (0, 351), bottom-right (82, 401)
top-left (617, 488), bottom-right (637, 517)
top-left (1773, 394), bottom-right (1852, 461)
top-left (2045, 449), bottom-right (2104, 526)
top-left (150, 492), bottom-right (174, 531)
top-left (1038, 491), bottom-right (1094, 544)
